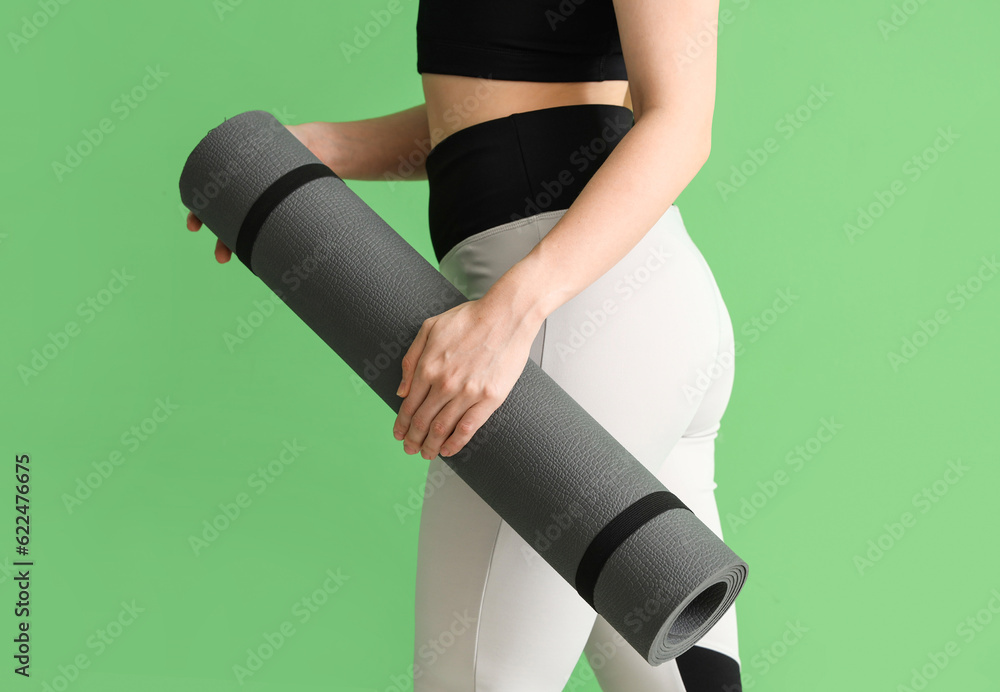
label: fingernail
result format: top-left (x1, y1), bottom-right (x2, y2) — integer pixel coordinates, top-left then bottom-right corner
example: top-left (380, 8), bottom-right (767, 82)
top-left (393, 429), bottom-right (403, 441)
top-left (396, 382), bottom-right (404, 396)
top-left (403, 443), bottom-right (415, 454)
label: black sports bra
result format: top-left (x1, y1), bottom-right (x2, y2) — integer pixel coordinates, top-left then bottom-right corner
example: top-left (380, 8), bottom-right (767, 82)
top-left (416, 0), bottom-right (628, 82)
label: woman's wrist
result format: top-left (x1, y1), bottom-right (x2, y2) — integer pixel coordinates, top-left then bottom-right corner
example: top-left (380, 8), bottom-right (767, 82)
top-left (479, 251), bottom-right (566, 336)
top-left (287, 105), bottom-right (432, 181)
top-left (287, 121), bottom-right (351, 173)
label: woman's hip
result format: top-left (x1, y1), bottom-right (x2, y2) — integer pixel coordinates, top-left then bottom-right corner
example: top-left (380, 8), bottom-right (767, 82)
top-left (429, 102), bottom-right (735, 449)
top-left (439, 204), bottom-right (735, 453)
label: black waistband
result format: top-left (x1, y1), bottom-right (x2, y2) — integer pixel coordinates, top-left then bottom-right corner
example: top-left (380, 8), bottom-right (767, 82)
top-left (425, 103), bottom-right (634, 262)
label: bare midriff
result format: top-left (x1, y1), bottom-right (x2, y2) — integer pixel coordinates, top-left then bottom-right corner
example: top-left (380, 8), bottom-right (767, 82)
top-left (421, 73), bottom-right (631, 149)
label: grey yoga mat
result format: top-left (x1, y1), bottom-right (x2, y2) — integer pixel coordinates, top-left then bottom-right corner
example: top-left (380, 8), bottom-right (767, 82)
top-left (178, 110), bottom-right (748, 665)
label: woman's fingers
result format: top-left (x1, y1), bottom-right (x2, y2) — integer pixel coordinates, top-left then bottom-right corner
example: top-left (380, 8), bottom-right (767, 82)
top-left (394, 366), bottom-right (433, 448)
top-left (401, 387), bottom-right (452, 458)
top-left (393, 318), bottom-right (435, 445)
top-left (215, 239), bottom-right (232, 263)
top-left (439, 401), bottom-right (495, 458)
top-left (397, 320), bottom-right (432, 400)
top-left (187, 211), bottom-right (232, 262)
top-left (418, 394), bottom-right (469, 459)
top-left (400, 384), bottom-right (447, 455)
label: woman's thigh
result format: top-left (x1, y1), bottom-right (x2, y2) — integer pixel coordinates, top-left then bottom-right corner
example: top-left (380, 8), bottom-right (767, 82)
top-left (414, 205), bottom-right (739, 691)
top-left (538, 204), bottom-right (742, 689)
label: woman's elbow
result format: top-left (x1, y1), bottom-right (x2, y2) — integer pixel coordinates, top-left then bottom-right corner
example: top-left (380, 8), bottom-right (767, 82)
top-left (634, 104), bottom-right (712, 161)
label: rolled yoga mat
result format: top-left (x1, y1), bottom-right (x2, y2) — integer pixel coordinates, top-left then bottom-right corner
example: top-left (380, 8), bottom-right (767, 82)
top-left (178, 110), bottom-right (748, 665)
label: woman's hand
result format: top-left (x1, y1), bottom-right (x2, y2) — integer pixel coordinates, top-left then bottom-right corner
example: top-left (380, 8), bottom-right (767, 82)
top-left (186, 211), bottom-right (233, 262)
top-left (186, 122), bottom-right (339, 262)
top-left (393, 297), bottom-right (543, 460)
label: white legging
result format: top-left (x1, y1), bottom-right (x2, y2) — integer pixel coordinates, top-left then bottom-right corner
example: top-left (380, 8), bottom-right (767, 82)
top-left (413, 203), bottom-right (740, 691)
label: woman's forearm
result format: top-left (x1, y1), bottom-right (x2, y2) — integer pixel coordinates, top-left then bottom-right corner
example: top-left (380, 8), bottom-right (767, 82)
top-left (479, 107), bottom-right (712, 328)
top-left (298, 104), bottom-right (432, 181)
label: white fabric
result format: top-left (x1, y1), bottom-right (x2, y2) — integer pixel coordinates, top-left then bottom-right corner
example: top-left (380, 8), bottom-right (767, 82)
top-left (414, 204), bottom-right (740, 691)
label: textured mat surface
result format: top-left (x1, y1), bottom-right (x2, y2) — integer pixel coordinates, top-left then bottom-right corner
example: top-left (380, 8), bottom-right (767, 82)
top-left (178, 110), bottom-right (747, 665)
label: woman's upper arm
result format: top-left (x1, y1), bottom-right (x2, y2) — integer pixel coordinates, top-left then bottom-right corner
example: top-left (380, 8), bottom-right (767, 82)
top-left (613, 0), bottom-right (720, 140)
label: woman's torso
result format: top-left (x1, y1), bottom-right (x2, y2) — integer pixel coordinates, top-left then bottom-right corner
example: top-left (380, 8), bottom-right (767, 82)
top-left (417, 0), bottom-right (635, 261)
top-left (417, 0), bottom-right (632, 148)
top-left (422, 75), bottom-right (630, 149)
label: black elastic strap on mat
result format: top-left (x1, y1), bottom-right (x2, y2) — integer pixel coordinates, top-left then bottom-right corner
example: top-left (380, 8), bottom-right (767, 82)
top-left (576, 491), bottom-right (689, 608)
top-left (236, 162), bottom-right (338, 272)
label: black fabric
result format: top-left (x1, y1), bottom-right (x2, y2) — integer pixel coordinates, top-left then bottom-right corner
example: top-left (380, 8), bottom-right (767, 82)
top-left (236, 162), bottom-right (338, 273)
top-left (576, 491), bottom-right (689, 609)
top-left (425, 103), bottom-right (634, 262)
top-left (416, 0), bottom-right (628, 82)
top-left (676, 645), bottom-right (743, 692)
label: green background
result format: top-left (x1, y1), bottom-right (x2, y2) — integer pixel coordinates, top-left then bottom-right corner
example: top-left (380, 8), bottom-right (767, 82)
top-left (2, 0), bottom-right (998, 689)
